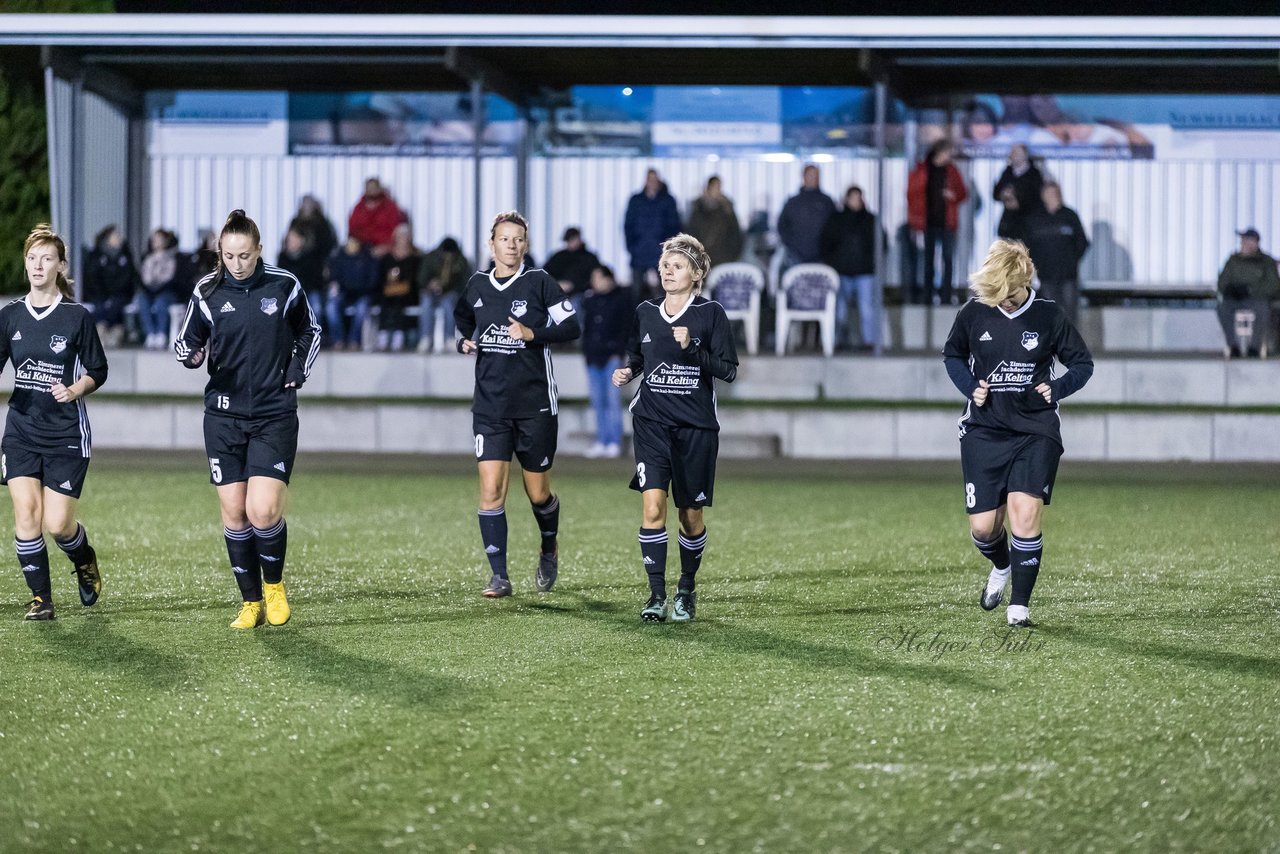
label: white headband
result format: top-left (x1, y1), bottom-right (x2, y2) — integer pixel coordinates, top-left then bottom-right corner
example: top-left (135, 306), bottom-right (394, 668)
top-left (665, 246), bottom-right (702, 268)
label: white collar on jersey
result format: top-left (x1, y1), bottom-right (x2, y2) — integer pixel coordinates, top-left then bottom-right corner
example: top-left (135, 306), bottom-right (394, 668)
top-left (487, 263), bottom-right (526, 292)
top-left (659, 294), bottom-right (696, 324)
top-left (997, 290), bottom-right (1035, 320)
top-left (24, 293), bottom-right (63, 321)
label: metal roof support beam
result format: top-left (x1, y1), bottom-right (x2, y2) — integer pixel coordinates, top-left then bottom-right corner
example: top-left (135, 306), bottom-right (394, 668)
top-left (471, 77), bottom-right (486, 268)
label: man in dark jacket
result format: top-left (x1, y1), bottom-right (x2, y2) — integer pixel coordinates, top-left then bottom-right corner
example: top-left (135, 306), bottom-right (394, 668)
top-left (778, 164), bottom-right (836, 270)
top-left (1217, 228), bottom-right (1280, 356)
top-left (1017, 183), bottom-right (1089, 324)
top-left (623, 170), bottom-right (681, 301)
top-left (820, 186), bottom-right (883, 350)
top-left (544, 227), bottom-right (602, 307)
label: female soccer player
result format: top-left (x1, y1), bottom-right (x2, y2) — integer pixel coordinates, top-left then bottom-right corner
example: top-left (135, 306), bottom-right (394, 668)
top-left (613, 234), bottom-right (738, 622)
top-left (453, 212), bottom-right (580, 598)
top-left (0, 225), bottom-right (108, 620)
top-left (175, 210), bottom-right (321, 629)
top-left (942, 239), bottom-right (1093, 627)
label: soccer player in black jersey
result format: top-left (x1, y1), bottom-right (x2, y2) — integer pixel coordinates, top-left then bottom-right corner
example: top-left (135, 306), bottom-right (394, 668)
top-left (175, 210), bottom-right (321, 629)
top-left (454, 212), bottom-right (580, 598)
top-left (0, 225), bottom-right (108, 620)
top-left (613, 234), bottom-right (738, 622)
top-left (943, 239), bottom-right (1093, 627)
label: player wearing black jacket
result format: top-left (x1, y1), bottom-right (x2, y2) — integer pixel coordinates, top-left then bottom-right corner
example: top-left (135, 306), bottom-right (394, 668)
top-left (943, 239), bottom-right (1093, 628)
top-left (454, 211), bottom-right (580, 599)
top-left (176, 210), bottom-right (321, 629)
top-left (613, 234), bottom-right (737, 622)
top-left (1, 225), bottom-right (108, 621)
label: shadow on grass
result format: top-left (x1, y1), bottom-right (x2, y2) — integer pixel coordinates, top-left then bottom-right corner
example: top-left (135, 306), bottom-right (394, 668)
top-left (27, 616), bottom-right (190, 690)
top-left (534, 593), bottom-right (997, 693)
top-left (256, 629), bottom-right (467, 710)
top-left (1046, 623), bottom-right (1280, 679)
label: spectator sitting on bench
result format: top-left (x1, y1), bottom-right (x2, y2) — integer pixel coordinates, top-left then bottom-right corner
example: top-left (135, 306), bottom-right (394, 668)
top-left (1217, 228), bottom-right (1280, 357)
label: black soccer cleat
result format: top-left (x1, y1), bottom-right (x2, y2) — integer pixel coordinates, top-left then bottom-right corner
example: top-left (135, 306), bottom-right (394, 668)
top-left (980, 583), bottom-right (1003, 611)
top-left (24, 596), bottom-right (55, 621)
top-left (73, 545), bottom-right (101, 607)
top-left (482, 575), bottom-right (513, 598)
top-left (671, 590), bottom-right (697, 622)
top-left (535, 549), bottom-right (558, 593)
top-left (641, 594), bottom-right (668, 622)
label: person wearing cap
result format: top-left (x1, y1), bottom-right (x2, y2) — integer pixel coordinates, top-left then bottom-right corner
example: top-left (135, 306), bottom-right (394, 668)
top-left (1217, 229), bottom-right (1280, 357)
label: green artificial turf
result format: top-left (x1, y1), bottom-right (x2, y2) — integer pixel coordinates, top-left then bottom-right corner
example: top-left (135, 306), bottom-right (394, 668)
top-left (0, 453), bottom-right (1276, 852)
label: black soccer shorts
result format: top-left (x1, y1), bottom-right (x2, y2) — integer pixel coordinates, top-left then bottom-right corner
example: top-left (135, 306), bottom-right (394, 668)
top-left (203, 412), bottom-right (299, 486)
top-left (629, 415), bottom-right (719, 509)
top-left (959, 425), bottom-right (1062, 515)
top-left (472, 412), bottom-right (558, 472)
top-left (1, 442), bottom-right (91, 499)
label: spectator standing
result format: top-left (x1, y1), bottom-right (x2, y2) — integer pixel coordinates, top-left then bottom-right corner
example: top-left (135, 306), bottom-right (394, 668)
top-left (347, 177), bottom-right (407, 255)
top-left (820, 186), bottom-right (883, 351)
top-left (288, 195), bottom-right (338, 264)
top-left (580, 265), bottom-right (631, 458)
top-left (278, 227), bottom-right (328, 341)
top-left (908, 140), bottom-right (968, 304)
top-left (416, 237), bottom-right (470, 353)
top-left (624, 169), bottom-right (682, 300)
top-left (83, 225), bottom-right (139, 347)
top-left (687, 176), bottom-right (744, 269)
top-left (138, 228), bottom-right (181, 350)
top-left (777, 164), bottom-right (836, 270)
top-left (325, 237), bottom-right (380, 350)
top-left (376, 223), bottom-right (421, 352)
top-left (543, 227), bottom-right (602, 309)
top-left (992, 145), bottom-right (1046, 218)
top-left (1017, 183), bottom-right (1090, 324)
top-left (1217, 228), bottom-right (1280, 356)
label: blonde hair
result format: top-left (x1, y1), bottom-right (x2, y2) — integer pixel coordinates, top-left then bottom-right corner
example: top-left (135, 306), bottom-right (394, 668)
top-left (660, 233), bottom-right (711, 290)
top-left (969, 239), bottom-right (1036, 307)
top-left (24, 224), bottom-right (74, 300)
top-left (489, 210), bottom-right (529, 241)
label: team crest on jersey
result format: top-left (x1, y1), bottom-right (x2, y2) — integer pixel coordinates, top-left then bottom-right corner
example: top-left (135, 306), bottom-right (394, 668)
top-left (49, 335), bottom-right (67, 354)
top-left (510, 299), bottom-right (528, 318)
top-left (1021, 331), bottom-right (1039, 351)
top-left (260, 298), bottom-right (278, 316)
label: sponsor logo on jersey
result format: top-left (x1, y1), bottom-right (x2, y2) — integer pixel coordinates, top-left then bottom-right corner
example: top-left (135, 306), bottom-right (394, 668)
top-left (14, 358), bottom-right (64, 392)
top-left (260, 297), bottom-right (278, 316)
top-left (646, 362), bottom-right (701, 393)
top-left (1021, 331), bottom-right (1039, 351)
top-left (49, 335), bottom-right (67, 354)
top-left (510, 299), bottom-right (528, 318)
top-left (477, 323), bottom-right (525, 351)
top-left (473, 297), bottom-right (483, 308)
top-left (59, 480), bottom-right (72, 490)
top-left (10, 331), bottom-right (20, 341)
top-left (273, 461), bottom-right (286, 472)
top-left (695, 492), bottom-right (707, 502)
top-left (979, 331), bottom-right (992, 341)
top-left (985, 360), bottom-right (1035, 390)
top-left (220, 301), bottom-right (235, 313)
top-left (642, 333), bottom-right (652, 343)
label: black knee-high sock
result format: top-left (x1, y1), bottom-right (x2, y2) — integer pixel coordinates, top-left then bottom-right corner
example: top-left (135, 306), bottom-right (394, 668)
top-left (531, 495), bottom-right (559, 556)
top-left (638, 527), bottom-right (668, 598)
top-left (254, 519), bottom-right (287, 584)
top-left (16, 536), bottom-right (51, 601)
top-left (53, 523), bottom-right (94, 566)
top-left (972, 530), bottom-right (1010, 569)
top-left (478, 507), bottom-right (508, 579)
top-left (224, 525), bottom-right (262, 602)
top-left (678, 527), bottom-right (707, 592)
top-left (1009, 533), bottom-right (1044, 607)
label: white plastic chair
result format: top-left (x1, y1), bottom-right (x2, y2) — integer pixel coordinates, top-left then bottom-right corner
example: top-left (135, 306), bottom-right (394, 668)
top-left (707, 262), bottom-right (765, 355)
top-left (775, 263), bottom-right (838, 356)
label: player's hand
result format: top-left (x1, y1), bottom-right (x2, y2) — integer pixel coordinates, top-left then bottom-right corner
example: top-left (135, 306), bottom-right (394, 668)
top-left (612, 367), bottom-right (634, 387)
top-left (507, 316), bottom-right (534, 342)
top-left (460, 339), bottom-right (477, 355)
top-left (50, 382), bottom-right (77, 403)
top-left (972, 379), bottom-right (989, 407)
top-left (672, 326), bottom-right (692, 349)
top-left (1035, 382), bottom-right (1053, 403)
top-left (189, 348), bottom-right (206, 367)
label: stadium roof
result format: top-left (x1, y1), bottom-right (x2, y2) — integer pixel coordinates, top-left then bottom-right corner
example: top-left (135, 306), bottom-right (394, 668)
top-left (2, 14), bottom-right (1279, 107)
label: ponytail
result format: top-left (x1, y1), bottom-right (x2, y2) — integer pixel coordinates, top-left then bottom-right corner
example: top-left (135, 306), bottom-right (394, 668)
top-left (23, 224), bottom-right (74, 300)
top-left (203, 208), bottom-right (261, 299)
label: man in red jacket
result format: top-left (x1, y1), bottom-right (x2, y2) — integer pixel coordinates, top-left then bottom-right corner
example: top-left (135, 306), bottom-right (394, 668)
top-left (907, 140), bottom-right (968, 305)
top-left (347, 177), bottom-right (407, 256)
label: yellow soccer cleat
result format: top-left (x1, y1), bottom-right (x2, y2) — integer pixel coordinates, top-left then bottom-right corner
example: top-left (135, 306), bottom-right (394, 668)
top-left (230, 599), bottom-right (265, 629)
top-left (263, 581), bottom-right (291, 626)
